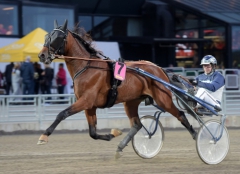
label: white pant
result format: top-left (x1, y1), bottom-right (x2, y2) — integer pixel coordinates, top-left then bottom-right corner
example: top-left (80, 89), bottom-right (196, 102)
top-left (12, 82), bottom-right (21, 95)
top-left (195, 88), bottom-right (221, 108)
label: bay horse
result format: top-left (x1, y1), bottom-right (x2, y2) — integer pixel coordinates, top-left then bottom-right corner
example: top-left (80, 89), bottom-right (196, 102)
top-left (37, 20), bottom-right (197, 158)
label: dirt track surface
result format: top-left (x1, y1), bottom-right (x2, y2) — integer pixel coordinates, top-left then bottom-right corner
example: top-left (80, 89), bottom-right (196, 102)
top-left (0, 129), bottom-right (239, 174)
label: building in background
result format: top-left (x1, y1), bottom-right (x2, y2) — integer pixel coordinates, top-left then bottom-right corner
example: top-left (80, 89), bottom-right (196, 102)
top-left (0, 0), bottom-right (240, 68)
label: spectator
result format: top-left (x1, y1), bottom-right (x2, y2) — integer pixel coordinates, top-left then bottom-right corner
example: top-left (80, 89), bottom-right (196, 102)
top-left (4, 62), bottom-right (14, 95)
top-left (0, 70), bottom-right (4, 94)
top-left (6, 25), bottom-right (13, 35)
top-left (0, 24), bottom-right (7, 34)
top-left (41, 64), bottom-right (54, 97)
top-left (11, 62), bottom-right (22, 98)
top-left (33, 62), bottom-right (43, 94)
top-left (56, 63), bottom-right (67, 99)
top-left (20, 56), bottom-right (34, 96)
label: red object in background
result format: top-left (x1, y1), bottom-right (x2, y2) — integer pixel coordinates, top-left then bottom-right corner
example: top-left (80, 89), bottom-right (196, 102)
top-left (204, 30), bottom-right (217, 36)
top-left (176, 49), bottom-right (194, 58)
top-left (214, 42), bottom-right (225, 50)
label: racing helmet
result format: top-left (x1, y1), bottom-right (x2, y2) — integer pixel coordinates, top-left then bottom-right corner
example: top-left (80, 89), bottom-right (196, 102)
top-left (200, 55), bottom-right (217, 65)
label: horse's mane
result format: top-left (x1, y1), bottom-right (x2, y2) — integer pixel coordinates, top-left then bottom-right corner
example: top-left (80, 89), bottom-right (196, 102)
top-left (72, 24), bottom-right (92, 44)
top-left (71, 24), bottom-right (99, 51)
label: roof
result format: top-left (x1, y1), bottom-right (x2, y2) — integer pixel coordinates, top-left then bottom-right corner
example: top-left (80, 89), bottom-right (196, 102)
top-left (0, 28), bottom-right (47, 62)
top-left (29, 0), bottom-right (146, 16)
top-left (173, 0), bottom-right (240, 24)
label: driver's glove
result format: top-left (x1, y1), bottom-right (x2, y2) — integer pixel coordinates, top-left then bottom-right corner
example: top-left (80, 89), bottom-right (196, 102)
top-left (189, 79), bottom-right (198, 86)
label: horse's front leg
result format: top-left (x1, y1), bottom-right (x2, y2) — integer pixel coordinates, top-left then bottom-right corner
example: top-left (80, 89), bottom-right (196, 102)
top-left (85, 108), bottom-right (122, 141)
top-left (37, 99), bottom-right (84, 145)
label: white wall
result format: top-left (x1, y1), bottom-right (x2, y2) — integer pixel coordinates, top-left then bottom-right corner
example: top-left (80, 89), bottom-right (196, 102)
top-left (0, 38), bottom-right (18, 48)
top-left (0, 38), bottom-right (18, 72)
top-left (94, 41), bottom-right (121, 60)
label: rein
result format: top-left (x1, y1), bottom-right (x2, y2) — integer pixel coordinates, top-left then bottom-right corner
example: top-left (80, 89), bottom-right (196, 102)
top-left (54, 55), bottom-right (114, 62)
top-left (53, 54), bottom-right (159, 66)
top-left (164, 69), bottom-right (194, 110)
top-left (165, 69), bottom-right (192, 85)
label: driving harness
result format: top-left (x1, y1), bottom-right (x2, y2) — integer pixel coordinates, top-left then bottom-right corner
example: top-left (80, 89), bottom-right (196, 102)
top-left (103, 57), bottom-right (124, 108)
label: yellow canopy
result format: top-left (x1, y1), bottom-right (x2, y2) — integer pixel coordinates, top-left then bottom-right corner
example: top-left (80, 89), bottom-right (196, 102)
top-left (0, 28), bottom-right (48, 62)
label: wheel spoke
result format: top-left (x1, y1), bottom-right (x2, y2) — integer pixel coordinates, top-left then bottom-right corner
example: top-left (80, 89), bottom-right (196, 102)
top-left (132, 116), bottom-right (164, 159)
top-left (196, 120), bottom-right (229, 164)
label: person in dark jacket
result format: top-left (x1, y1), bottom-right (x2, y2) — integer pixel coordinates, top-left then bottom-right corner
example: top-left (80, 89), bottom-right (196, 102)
top-left (4, 62), bottom-right (14, 95)
top-left (41, 63), bottom-right (54, 97)
top-left (33, 62), bottom-right (43, 94)
top-left (20, 56), bottom-right (34, 95)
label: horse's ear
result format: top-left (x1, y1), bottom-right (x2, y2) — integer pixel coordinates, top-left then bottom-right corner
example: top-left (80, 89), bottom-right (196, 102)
top-left (62, 19), bottom-right (68, 32)
top-left (54, 20), bottom-right (58, 28)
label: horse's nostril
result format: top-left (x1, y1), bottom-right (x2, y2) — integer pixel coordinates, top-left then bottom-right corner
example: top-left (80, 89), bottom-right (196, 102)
top-left (39, 54), bottom-right (45, 59)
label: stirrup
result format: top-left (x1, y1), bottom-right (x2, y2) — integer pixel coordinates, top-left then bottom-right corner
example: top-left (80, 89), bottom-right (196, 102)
top-left (194, 107), bottom-right (216, 116)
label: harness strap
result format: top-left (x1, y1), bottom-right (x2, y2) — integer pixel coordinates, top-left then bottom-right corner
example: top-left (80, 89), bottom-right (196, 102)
top-left (73, 62), bottom-right (110, 82)
top-left (73, 61), bottom-right (91, 83)
top-left (103, 58), bottom-right (124, 108)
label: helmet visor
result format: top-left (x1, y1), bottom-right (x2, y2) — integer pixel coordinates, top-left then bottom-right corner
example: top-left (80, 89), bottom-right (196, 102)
top-left (200, 59), bottom-right (211, 65)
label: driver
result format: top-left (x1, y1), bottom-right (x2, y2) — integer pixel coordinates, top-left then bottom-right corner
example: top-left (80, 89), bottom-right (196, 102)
top-left (189, 55), bottom-right (225, 110)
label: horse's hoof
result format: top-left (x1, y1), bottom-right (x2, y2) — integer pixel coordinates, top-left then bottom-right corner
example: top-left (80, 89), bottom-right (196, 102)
top-left (37, 134), bottom-right (48, 145)
top-left (115, 151), bottom-right (123, 160)
top-left (192, 132), bottom-right (197, 140)
top-left (37, 140), bottom-right (47, 145)
top-left (111, 129), bottom-right (122, 137)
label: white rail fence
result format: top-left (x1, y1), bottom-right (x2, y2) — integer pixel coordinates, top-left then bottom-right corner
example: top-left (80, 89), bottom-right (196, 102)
top-left (0, 94), bottom-right (162, 123)
top-left (0, 91), bottom-right (240, 123)
top-left (1, 68), bottom-right (240, 124)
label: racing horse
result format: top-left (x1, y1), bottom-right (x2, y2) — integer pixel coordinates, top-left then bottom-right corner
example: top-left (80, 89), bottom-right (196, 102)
top-left (37, 20), bottom-right (197, 158)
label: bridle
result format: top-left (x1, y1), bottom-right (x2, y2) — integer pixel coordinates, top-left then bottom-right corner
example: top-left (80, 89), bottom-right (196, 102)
top-left (44, 26), bottom-right (113, 64)
top-left (44, 27), bottom-right (67, 62)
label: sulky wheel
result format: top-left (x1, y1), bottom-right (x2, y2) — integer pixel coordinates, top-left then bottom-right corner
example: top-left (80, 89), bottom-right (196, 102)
top-left (196, 120), bottom-right (230, 164)
top-left (132, 115), bottom-right (164, 159)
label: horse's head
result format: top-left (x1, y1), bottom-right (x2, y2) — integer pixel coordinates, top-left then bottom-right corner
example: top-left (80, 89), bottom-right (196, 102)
top-left (38, 20), bottom-right (68, 64)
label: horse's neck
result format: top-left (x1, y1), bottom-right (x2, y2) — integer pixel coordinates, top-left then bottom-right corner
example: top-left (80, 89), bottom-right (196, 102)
top-left (64, 34), bottom-right (91, 79)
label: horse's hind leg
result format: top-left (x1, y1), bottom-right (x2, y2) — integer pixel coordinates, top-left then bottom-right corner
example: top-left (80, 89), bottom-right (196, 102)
top-left (85, 108), bottom-right (122, 141)
top-left (153, 91), bottom-right (197, 140)
top-left (115, 99), bottom-right (142, 159)
top-left (178, 110), bottom-right (197, 139)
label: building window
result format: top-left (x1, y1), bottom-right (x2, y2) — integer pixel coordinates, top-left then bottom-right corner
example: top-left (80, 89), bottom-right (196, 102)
top-left (92, 16), bottom-right (143, 39)
top-left (0, 4), bottom-right (18, 35)
top-left (92, 16), bottom-right (112, 39)
top-left (78, 16), bottom-right (92, 32)
top-left (232, 26), bottom-right (240, 68)
top-left (175, 28), bottom-right (199, 68)
top-left (203, 27), bottom-right (225, 69)
top-left (175, 9), bottom-right (199, 68)
top-left (175, 42), bottom-right (198, 68)
top-left (175, 9), bottom-right (198, 31)
top-left (22, 5), bottom-right (74, 35)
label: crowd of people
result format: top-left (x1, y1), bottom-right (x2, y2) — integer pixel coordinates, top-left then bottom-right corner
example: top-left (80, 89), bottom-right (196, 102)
top-left (0, 56), bottom-right (67, 100)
